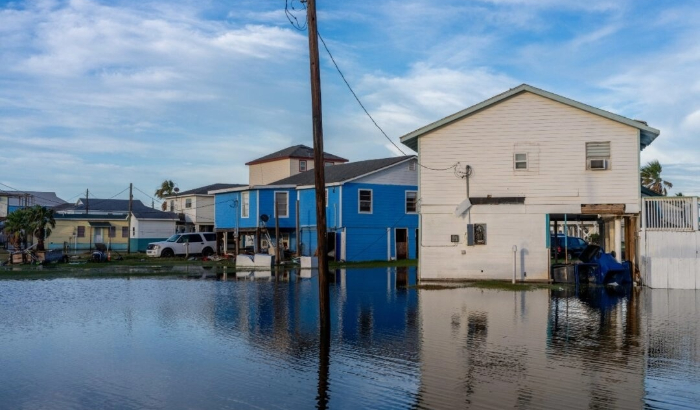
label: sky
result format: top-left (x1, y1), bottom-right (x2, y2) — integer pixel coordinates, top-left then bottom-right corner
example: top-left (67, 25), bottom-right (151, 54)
top-left (0, 0), bottom-right (698, 206)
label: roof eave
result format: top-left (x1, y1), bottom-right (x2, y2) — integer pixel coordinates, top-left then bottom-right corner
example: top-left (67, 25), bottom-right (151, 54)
top-left (399, 84), bottom-right (661, 151)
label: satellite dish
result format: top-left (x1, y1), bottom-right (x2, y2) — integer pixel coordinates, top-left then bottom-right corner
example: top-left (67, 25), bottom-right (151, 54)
top-left (174, 187), bottom-right (180, 193)
top-left (454, 198), bottom-right (472, 217)
top-left (260, 214), bottom-right (269, 222)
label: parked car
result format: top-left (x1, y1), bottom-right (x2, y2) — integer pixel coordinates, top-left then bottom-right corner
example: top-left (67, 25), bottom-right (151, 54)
top-left (146, 233), bottom-right (217, 257)
top-left (551, 235), bottom-right (588, 260)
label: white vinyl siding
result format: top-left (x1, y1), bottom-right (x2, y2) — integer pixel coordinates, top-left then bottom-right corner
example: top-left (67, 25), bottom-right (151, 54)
top-left (241, 192), bottom-right (250, 218)
top-left (418, 92), bottom-right (639, 211)
top-left (275, 191), bottom-right (289, 218)
top-left (359, 189), bottom-right (372, 214)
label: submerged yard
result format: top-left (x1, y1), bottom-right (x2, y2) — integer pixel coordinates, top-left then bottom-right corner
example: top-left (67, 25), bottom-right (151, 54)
top-left (0, 265), bottom-right (698, 409)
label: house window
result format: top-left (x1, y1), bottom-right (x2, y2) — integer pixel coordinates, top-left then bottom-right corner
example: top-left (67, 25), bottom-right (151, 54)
top-left (108, 226), bottom-right (116, 238)
top-left (514, 153), bottom-right (528, 170)
top-left (169, 200), bottom-right (174, 212)
top-left (359, 189), bottom-right (372, 213)
top-left (586, 141), bottom-right (611, 170)
top-left (275, 191), bottom-right (289, 218)
top-left (185, 198), bottom-right (192, 208)
top-left (325, 189), bottom-right (328, 207)
top-left (406, 191), bottom-right (418, 213)
top-left (325, 161), bottom-right (334, 166)
top-left (241, 192), bottom-right (250, 218)
top-left (299, 160), bottom-right (307, 172)
top-left (408, 161), bottom-right (417, 171)
top-left (122, 227), bottom-right (129, 238)
top-left (77, 226), bottom-right (85, 238)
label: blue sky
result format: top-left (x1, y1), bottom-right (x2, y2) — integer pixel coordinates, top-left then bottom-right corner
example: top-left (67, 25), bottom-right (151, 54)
top-left (0, 0), bottom-right (698, 204)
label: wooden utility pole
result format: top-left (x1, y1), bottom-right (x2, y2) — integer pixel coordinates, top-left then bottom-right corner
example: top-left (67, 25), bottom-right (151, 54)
top-left (85, 189), bottom-right (89, 214)
top-left (306, 0), bottom-right (330, 332)
top-left (127, 183), bottom-right (133, 254)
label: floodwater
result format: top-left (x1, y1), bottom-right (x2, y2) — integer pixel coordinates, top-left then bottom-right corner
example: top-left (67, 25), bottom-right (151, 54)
top-left (0, 267), bottom-right (698, 409)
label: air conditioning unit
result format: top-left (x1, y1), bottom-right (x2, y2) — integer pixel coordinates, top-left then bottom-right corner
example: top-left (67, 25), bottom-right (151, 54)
top-left (588, 159), bottom-right (609, 170)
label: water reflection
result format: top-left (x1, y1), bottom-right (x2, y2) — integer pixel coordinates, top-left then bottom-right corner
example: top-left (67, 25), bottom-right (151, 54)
top-left (0, 269), bottom-right (698, 409)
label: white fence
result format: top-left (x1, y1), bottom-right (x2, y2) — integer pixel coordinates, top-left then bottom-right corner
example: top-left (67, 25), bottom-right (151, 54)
top-left (641, 197), bottom-right (700, 289)
top-left (642, 196), bottom-right (699, 231)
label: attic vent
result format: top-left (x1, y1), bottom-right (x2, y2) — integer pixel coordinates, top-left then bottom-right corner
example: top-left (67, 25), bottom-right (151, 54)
top-left (408, 161), bottom-right (417, 171)
top-left (586, 141), bottom-right (610, 170)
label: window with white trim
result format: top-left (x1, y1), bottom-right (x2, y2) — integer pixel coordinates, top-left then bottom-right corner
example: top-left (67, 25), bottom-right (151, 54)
top-left (325, 189), bottom-right (328, 207)
top-left (406, 191), bottom-right (417, 213)
top-left (185, 198), bottom-right (192, 208)
top-left (514, 153), bottom-right (528, 170)
top-left (586, 141), bottom-right (611, 170)
top-left (275, 191), bottom-right (289, 218)
top-left (359, 189), bottom-right (372, 213)
top-left (241, 192), bottom-right (249, 218)
top-left (299, 160), bottom-right (307, 172)
top-left (408, 161), bottom-right (417, 171)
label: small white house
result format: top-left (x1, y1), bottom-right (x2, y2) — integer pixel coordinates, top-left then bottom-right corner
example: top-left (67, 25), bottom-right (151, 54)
top-left (400, 84), bottom-right (660, 281)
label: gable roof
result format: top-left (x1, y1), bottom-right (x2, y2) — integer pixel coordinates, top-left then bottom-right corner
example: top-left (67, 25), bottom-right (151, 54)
top-left (245, 144), bottom-right (348, 166)
top-left (268, 156), bottom-right (415, 186)
top-left (56, 198), bottom-right (151, 213)
top-left (0, 190), bottom-right (66, 207)
top-left (400, 84), bottom-right (660, 151)
top-left (166, 183), bottom-right (247, 197)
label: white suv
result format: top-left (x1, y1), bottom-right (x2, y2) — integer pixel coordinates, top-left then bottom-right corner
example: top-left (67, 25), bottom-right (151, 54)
top-left (146, 233), bottom-right (217, 257)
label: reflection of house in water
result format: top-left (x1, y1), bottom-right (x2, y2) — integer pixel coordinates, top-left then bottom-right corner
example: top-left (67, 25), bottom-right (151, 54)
top-left (643, 289), bottom-right (700, 406)
top-left (417, 287), bottom-right (647, 409)
top-left (210, 267), bottom-right (421, 407)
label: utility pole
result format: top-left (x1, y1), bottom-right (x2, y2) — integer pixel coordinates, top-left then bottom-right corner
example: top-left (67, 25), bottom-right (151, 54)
top-left (306, 0), bottom-right (330, 332)
top-left (85, 189), bottom-right (89, 214)
top-left (128, 183), bottom-right (133, 254)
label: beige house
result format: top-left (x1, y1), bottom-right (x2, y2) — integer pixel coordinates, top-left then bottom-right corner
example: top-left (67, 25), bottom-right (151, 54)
top-left (400, 84), bottom-right (660, 281)
top-left (245, 144), bottom-right (348, 185)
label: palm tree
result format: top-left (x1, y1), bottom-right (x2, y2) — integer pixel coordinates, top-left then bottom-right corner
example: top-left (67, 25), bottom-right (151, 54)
top-left (27, 206), bottom-right (56, 251)
top-left (641, 160), bottom-right (673, 196)
top-left (4, 209), bottom-right (29, 249)
top-left (154, 180), bottom-right (176, 211)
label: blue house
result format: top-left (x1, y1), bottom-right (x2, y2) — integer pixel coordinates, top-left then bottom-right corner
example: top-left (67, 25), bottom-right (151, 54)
top-left (213, 155), bottom-right (419, 261)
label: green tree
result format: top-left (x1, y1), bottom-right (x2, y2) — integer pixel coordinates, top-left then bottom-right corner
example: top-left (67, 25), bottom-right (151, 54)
top-left (4, 208), bottom-right (29, 249)
top-left (27, 206), bottom-right (56, 251)
top-left (675, 192), bottom-right (684, 197)
top-left (640, 160), bottom-right (673, 196)
top-left (154, 180), bottom-right (176, 211)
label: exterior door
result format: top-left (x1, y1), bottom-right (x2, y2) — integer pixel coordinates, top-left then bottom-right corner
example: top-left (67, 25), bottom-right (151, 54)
top-left (94, 228), bottom-right (103, 245)
top-left (395, 228), bottom-right (408, 260)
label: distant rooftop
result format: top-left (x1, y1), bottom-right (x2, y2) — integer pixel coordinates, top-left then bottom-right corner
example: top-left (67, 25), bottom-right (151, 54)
top-left (245, 144), bottom-right (348, 166)
top-left (269, 156), bottom-right (415, 186)
top-left (0, 190), bottom-right (66, 208)
top-left (167, 183), bottom-right (247, 197)
top-left (53, 198), bottom-right (178, 220)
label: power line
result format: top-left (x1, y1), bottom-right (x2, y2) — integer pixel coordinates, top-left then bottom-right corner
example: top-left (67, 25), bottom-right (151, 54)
top-left (0, 182), bottom-right (69, 206)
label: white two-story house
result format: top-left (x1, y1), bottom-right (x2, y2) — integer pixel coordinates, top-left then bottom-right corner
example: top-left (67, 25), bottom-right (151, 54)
top-left (400, 84), bottom-right (660, 281)
top-left (166, 183), bottom-right (246, 232)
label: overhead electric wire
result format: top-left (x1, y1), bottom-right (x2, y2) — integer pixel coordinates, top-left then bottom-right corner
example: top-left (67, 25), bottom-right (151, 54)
top-left (0, 182), bottom-right (70, 206)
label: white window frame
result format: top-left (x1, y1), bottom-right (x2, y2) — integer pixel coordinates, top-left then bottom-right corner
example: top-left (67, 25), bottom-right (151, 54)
top-left (358, 189), bottom-right (373, 214)
top-left (274, 191), bottom-right (289, 218)
top-left (514, 153), bottom-right (528, 170)
top-left (405, 191), bottom-right (418, 214)
top-left (299, 160), bottom-right (307, 172)
top-left (241, 192), bottom-right (250, 218)
top-left (408, 161), bottom-right (417, 171)
top-left (185, 198), bottom-right (192, 208)
top-left (325, 188), bottom-right (328, 207)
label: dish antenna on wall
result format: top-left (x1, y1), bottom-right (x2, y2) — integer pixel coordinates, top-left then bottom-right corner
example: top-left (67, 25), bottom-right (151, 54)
top-left (454, 198), bottom-right (472, 217)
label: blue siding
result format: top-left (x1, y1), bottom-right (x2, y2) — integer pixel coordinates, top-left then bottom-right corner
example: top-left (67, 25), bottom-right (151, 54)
top-left (297, 183), bottom-right (418, 261)
top-left (215, 191), bottom-right (241, 229)
top-left (342, 183), bottom-right (418, 261)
